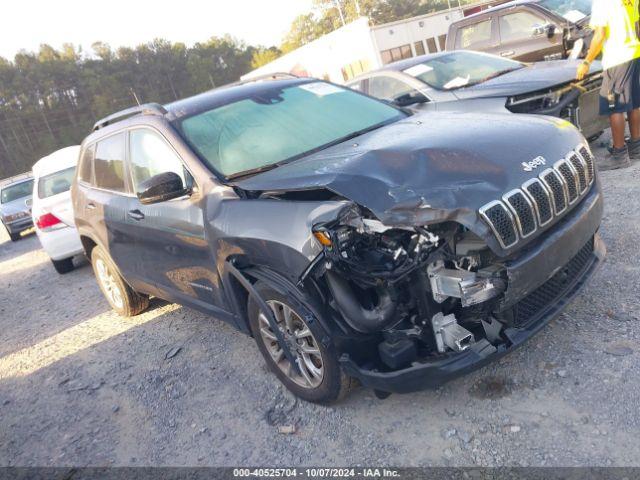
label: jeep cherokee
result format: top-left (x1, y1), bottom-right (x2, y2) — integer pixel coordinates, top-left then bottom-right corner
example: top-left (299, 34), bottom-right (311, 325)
top-left (72, 77), bottom-right (604, 403)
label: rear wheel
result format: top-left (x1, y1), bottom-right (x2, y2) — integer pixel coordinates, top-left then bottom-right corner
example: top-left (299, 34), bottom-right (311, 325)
top-left (248, 282), bottom-right (356, 404)
top-left (91, 246), bottom-right (149, 317)
top-left (9, 232), bottom-right (20, 242)
top-left (51, 257), bottom-right (74, 274)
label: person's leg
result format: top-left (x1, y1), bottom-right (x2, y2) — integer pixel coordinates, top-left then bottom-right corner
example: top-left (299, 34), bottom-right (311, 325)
top-left (611, 112), bottom-right (627, 148)
top-left (628, 109), bottom-right (640, 141)
top-left (598, 63), bottom-right (632, 170)
top-left (626, 58), bottom-right (640, 160)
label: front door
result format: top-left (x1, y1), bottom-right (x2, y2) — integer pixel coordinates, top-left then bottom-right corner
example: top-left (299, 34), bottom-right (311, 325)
top-left (497, 9), bottom-right (564, 61)
top-left (126, 127), bottom-right (228, 313)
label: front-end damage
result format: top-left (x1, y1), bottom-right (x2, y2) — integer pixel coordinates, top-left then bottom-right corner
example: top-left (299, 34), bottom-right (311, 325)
top-left (226, 113), bottom-right (605, 395)
top-left (295, 191), bottom-right (604, 395)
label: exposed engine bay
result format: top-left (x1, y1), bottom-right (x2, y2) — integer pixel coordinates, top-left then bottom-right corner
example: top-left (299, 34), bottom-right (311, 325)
top-left (310, 206), bottom-right (510, 371)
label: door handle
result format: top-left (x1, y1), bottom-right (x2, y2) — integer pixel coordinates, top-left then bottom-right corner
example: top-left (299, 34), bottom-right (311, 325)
top-left (501, 50), bottom-right (515, 57)
top-left (86, 203), bottom-right (96, 210)
top-left (128, 209), bottom-right (145, 221)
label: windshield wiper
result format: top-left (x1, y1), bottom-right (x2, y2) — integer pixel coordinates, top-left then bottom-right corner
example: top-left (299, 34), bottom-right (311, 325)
top-left (226, 163), bottom-right (281, 181)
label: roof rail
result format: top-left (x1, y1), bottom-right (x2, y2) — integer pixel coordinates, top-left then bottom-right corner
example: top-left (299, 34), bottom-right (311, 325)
top-left (92, 103), bottom-right (168, 131)
top-left (234, 72), bottom-right (300, 87)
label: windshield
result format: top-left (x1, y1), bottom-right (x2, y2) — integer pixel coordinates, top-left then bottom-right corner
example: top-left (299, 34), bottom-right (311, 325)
top-left (37, 167), bottom-right (76, 199)
top-left (403, 51), bottom-right (524, 90)
top-left (178, 81), bottom-right (405, 178)
top-left (538, 0), bottom-right (590, 21)
top-left (1, 179), bottom-right (33, 204)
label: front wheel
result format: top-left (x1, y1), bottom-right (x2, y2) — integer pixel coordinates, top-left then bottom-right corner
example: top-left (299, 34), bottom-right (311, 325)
top-left (9, 231), bottom-right (20, 242)
top-left (248, 282), bottom-right (356, 404)
top-left (91, 246), bottom-right (149, 317)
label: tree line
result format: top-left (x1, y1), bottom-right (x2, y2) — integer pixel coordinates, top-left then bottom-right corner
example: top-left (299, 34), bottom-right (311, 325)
top-left (0, 0), bottom-right (474, 177)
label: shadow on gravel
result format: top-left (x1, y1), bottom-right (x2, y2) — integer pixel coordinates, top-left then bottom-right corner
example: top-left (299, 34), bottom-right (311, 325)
top-left (0, 303), bottom-right (255, 466)
top-left (0, 255), bottom-right (102, 358)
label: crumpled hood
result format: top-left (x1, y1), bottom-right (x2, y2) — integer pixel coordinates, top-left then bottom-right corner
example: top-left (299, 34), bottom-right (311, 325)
top-left (451, 60), bottom-right (603, 100)
top-left (234, 111), bottom-right (585, 234)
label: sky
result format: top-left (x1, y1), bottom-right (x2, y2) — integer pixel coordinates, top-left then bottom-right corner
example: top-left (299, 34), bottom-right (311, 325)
top-left (0, 0), bottom-right (315, 60)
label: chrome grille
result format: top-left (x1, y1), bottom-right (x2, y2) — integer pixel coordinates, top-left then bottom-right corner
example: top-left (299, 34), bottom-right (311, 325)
top-left (504, 190), bottom-right (536, 237)
top-left (577, 146), bottom-right (595, 184)
top-left (522, 178), bottom-right (553, 226)
top-left (540, 168), bottom-right (567, 215)
top-left (479, 201), bottom-right (517, 249)
top-left (567, 152), bottom-right (588, 193)
top-left (555, 159), bottom-right (579, 204)
top-left (480, 145), bottom-right (594, 249)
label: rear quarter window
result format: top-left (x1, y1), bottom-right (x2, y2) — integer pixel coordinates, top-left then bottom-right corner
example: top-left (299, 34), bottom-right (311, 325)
top-left (94, 133), bottom-right (127, 193)
top-left (78, 145), bottom-right (95, 184)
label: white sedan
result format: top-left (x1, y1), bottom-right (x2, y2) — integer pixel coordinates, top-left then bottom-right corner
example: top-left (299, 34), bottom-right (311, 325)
top-left (31, 146), bottom-right (84, 274)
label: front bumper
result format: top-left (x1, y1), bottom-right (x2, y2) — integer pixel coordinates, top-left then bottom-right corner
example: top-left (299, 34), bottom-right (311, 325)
top-left (4, 217), bottom-right (33, 234)
top-left (528, 87), bottom-right (609, 139)
top-left (340, 185), bottom-right (605, 394)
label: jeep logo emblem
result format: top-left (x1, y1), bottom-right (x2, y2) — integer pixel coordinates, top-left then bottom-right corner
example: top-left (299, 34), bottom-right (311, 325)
top-left (522, 156), bottom-right (546, 172)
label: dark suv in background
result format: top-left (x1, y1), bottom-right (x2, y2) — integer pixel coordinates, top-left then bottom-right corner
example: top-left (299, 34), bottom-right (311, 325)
top-left (446, 0), bottom-right (593, 62)
top-left (73, 77), bottom-right (604, 403)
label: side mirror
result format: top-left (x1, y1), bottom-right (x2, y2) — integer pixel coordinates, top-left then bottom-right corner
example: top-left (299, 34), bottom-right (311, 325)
top-left (534, 23), bottom-right (555, 37)
top-left (546, 24), bottom-right (557, 38)
top-left (137, 172), bottom-right (190, 205)
top-left (394, 92), bottom-right (429, 108)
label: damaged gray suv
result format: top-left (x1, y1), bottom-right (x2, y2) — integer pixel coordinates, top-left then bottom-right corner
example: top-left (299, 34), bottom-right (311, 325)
top-left (72, 77), bottom-right (604, 403)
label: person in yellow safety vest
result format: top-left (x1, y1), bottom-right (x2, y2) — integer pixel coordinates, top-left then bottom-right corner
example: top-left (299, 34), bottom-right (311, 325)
top-left (577, 0), bottom-right (640, 170)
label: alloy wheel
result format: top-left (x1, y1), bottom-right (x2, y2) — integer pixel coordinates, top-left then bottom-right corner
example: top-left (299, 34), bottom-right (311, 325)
top-left (95, 258), bottom-right (124, 310)
top-left (258, 300), bottom-right (324, 389)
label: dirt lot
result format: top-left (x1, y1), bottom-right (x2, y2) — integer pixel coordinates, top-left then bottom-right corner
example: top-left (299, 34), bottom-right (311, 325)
top-left (1, 136), bottom-right (640, 467)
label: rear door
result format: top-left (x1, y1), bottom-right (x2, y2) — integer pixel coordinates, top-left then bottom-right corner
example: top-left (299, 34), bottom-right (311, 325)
top-left (83, 132), bottom-right (143, 284)
top-left (125, 127), bottom-right (226, 312)
top-left (497, 7), bottom-right (564, 61)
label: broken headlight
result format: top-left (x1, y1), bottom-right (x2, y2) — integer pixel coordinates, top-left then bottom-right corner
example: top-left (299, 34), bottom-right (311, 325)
top-left (506, 89), bottom-right (565, 114)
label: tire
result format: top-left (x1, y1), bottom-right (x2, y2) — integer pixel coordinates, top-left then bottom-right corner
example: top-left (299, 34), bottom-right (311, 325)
top-left (248, 281), bottom-right (356, 404)
top-left (51, 257), bottom-right (74, 274)
top-left (9, 232), bottom-right (20, 242)
top-left (91, 245), bottom-right (149, 317)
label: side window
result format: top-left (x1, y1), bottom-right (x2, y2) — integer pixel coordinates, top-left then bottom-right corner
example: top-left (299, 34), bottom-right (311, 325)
top-left (438, 34), bottom-right (447, 51)
top-left (499, 11), bottom-right (546, 43)
top-left (368, 76), bottom-right (417, 103)
top-left (129, 129), bottom-right (187, 193)
top-left (94, 133), bottom-right (127, 193)
top-left (426, 37), bottom-right (438, 53)
top-left (78, 144), bottom-right (95, 184)
top-left (456, 19), bottom-right (493, 49)
top-left (380, 44), bottom-right (413, 65)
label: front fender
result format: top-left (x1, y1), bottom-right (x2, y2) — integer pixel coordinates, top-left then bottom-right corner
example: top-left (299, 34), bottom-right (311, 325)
top-left (210, 198), bottom-right (350, 284)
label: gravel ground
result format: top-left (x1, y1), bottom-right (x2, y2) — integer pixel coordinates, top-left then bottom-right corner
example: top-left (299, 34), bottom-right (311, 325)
top-left (1, 132), bottom-right (639, 467)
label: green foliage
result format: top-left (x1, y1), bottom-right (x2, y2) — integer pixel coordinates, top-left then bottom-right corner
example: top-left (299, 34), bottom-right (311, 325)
top-left (0, 37), bottom-right (253, 177)
top-left (0, 1), bottom-right (480, 177)
top-left (251, 47), bottom-right (283, 69)
top-left (280, 0), bottom-right (478, 52)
